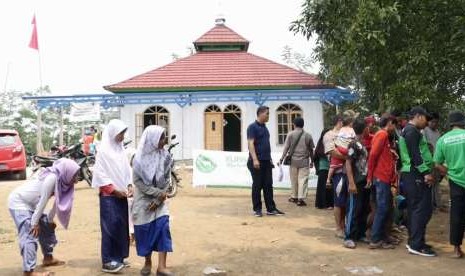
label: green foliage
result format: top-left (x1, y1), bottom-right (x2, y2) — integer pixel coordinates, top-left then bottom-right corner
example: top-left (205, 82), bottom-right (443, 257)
top-left (291, 0), bottom-right (465, 114)
top-left (0, 87), bottom-right (82, 154)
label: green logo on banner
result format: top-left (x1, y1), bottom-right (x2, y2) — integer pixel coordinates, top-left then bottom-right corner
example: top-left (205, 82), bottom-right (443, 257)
top-left (196, 154), bottom-right (217, 173)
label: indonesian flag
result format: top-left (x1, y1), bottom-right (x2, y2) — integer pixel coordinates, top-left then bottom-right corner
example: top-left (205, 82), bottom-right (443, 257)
top-left (29, 15), bottom-right (39, 50)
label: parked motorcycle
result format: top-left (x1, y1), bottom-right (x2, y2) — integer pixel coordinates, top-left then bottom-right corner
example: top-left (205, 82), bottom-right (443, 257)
top-left (32, 143), bottom-right (94, 186)
top-left (166, 135), bottom-right (182, 198)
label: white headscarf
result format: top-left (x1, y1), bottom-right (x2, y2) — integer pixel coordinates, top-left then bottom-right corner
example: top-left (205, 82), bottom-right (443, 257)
top-left (92, 119), bottom-right (131, 191)
top-left (133, 125), bottom-right (172, 189)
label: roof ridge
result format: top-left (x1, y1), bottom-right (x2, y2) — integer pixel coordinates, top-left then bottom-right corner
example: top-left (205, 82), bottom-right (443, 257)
top-left (194, 24), bottom-right (249, 44)
top-left (245, 52), bottom-right (318, 78)
top-left (104, 53), bottom-right (199, 90)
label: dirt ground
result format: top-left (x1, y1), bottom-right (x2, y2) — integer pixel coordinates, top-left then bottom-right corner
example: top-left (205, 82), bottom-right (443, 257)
top-left (0, 169), bottom-right (464, 276)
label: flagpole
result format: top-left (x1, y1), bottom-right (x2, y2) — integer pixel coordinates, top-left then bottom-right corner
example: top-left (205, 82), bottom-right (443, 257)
top-left (38, 54), bottom-right (43, 88)
top-left (36, 104), bottom-right (44, 154)
top-left (30, 14), bottom-right (45, 154)
top-left (59, 106), bottom-right (64, 146)
top-left (37, 35), bottom-right (45, 153)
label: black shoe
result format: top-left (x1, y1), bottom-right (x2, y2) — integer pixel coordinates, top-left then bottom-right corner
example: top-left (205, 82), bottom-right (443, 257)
top-left (406, 243), bottom-right (434, 251)
top-left (102, 261), bottom-right (124, 273)
top-left (408, 246), bottom-right (437, 257)
top-left (424, 243), bottom-right (433, 250)
top-left (253, 210), bottom-right (263, 217)
top-left (267, 209), bottom-right (285, 216)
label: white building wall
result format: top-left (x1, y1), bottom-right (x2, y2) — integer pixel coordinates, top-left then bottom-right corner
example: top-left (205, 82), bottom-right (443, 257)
top-left (119, 100), bottom-right (324, 160)
top-left (259, 101), bottom-right (323, 154)
top-left (119, 104), bottom-right (137, 145)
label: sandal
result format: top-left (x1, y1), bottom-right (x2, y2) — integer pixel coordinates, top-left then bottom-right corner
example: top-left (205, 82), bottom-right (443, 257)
top-left (288, 198), bottom-right (298, 203)
top-left (296, 200), bottom-right (307, 206)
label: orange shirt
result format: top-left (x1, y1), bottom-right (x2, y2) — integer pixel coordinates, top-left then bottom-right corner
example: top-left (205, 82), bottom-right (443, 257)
top-left (367, 130), bottom-right (396, 184)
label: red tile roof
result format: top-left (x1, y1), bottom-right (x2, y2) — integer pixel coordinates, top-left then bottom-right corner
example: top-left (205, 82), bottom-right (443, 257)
top-left (105, 22), bottom-right (330, 92)
top-left (194, 24), bottom-right (249, 44)
top-left (105, 51), bottom-right (327, 92)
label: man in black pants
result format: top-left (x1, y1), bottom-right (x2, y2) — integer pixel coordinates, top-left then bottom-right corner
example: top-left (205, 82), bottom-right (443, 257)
top-left (434, 111), bottom-right (465, 258)
top-left (399, 106), bottom-right (436, 257)
top-left (247, 106), bottom-right (284, 217)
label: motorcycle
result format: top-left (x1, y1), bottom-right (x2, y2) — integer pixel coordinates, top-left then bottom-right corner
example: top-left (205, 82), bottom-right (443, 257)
top-left (49, 145), bottom-right (68, 157)
top-left (32, 143), bottom-right (94, 186)
top-left (166, 134), bottom-right (182, 198)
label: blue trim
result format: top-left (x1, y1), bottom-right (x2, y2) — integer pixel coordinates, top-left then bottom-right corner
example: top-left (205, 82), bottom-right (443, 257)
top-left (22, 88), bottom-right (358, 109)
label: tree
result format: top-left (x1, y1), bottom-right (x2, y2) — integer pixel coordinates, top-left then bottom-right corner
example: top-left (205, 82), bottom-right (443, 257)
top-left (290, 0), bottom-right (465, 114)
top-left (0, 87), bottom-right (82, 154)
top-left (281, 45), bottom-right (314, 73)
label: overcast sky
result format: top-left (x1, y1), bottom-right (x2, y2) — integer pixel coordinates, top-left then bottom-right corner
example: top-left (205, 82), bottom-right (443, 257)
top-left (0, 0), bottom-right (317, 95)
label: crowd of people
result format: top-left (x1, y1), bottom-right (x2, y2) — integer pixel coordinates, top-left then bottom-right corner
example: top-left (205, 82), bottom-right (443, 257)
top-left (248, 105), bottom-right (465, 259)
top-left (5, 105), bottom-right (465, 276)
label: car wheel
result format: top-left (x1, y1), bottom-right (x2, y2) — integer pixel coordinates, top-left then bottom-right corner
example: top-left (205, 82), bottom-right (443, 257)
top-left (17, 170), bottom-right (27, 180)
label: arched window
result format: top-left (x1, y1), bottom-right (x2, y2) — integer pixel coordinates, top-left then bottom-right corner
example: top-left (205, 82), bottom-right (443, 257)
top-left (223, 104), bottom-right (241, 119)
top-left (205, 105), bottom-right (222, 112)
top-left (276, 103), bottom-right (302, 145)
top-left (143, 105), bottom-right (170, 137)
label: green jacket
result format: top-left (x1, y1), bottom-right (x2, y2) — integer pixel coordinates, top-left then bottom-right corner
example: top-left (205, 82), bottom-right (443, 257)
top-left (399, 124), bottom-right (433, 174)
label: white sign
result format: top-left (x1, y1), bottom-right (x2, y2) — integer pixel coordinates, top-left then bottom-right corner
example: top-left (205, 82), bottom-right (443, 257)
top-left (192, 150), bottom-right (317, 189)
top-left (69, 103), bottom-right (101, 122)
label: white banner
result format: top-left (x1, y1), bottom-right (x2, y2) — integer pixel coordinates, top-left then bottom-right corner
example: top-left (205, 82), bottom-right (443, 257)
top-left (69, 103), bottom-right (101, 122)
top-left (192, 149), bottom-right (317, 189)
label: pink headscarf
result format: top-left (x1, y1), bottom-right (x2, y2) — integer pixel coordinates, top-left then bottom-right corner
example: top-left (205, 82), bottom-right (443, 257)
top-left (39, 158), bottom-right (80, 229)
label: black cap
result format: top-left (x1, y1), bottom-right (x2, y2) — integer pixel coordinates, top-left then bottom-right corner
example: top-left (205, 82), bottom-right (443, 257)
top-left (409, 106), bottom-right (432, 121)
top-left (449, 111), bottom-right (465, 127)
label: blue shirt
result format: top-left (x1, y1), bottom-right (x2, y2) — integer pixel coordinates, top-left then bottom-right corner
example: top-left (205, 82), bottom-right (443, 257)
top-left (247, 121), bottom-right (271, 161)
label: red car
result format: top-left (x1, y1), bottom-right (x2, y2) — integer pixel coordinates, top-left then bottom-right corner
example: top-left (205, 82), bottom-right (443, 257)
top-left (0, 129), bottom-right (27, 180)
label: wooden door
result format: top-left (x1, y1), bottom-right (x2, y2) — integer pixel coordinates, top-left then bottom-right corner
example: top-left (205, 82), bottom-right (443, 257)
top-left (205, 113), bottom-right (223, 150)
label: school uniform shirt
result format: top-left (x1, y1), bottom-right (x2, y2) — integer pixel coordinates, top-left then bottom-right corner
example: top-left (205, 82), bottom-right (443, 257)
top-left (8, 174), bottom-right (57, 226)
top-left (433, 128), bottom-right (465, 188)
top-left (367, 129), bottom-right (396, 184)
top-left (131, 171), bottom-right (169, 226)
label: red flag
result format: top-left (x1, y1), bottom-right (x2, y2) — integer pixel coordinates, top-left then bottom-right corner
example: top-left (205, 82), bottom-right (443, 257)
top-left (29, 15), bottom-right (39, 50)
